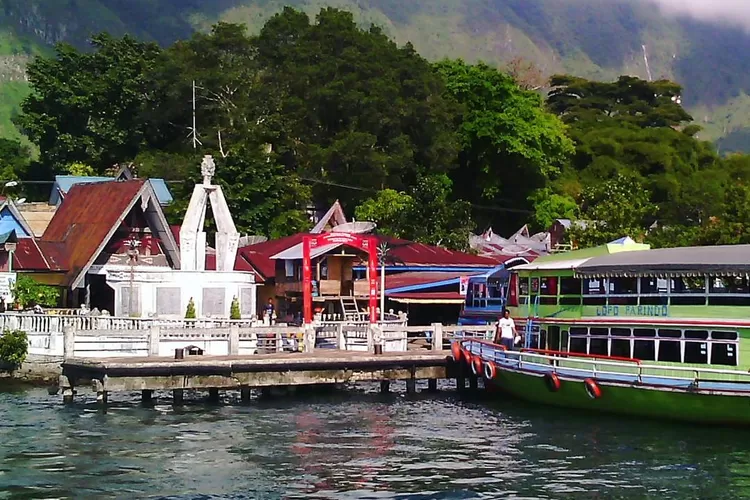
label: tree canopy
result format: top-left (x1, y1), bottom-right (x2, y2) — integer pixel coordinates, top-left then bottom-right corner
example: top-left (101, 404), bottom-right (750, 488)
top-left (12, 7), bottom-right (750, 252)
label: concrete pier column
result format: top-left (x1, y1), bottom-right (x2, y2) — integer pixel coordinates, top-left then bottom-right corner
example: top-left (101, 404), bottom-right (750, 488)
top-left (427, 379), bottom-right (438, 392)
top-left (96, 391), bottom-right (108, 404)
top-left (208, 388), bottom-right (220, 403)
top-left (405, 378), bottom-right (416, 394)
top-left (229, 324), bottom-right (240, 355)
top-left (63, 325), bottom-right (75, 359)
top-left (173, 389), bottom-right (184, 405)
top-left (60, 375), bottom-right (75, 403)
top-left (142, 390), bottom-right (154, 404)
top-left (469, 375), bottom-right (478, 391)
top-left (148, 326), bottom-right (160, 356)
top-left (380, 381), bottom-right (390, 393)
top-left (240, 387), bottom-right (252, 402)
top-left (456, 375), bottom-right (466, 392)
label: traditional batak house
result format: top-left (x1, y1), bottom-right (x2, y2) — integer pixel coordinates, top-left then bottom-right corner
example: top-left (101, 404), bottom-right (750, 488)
top-left (0, 156), bottom-right (257, 319)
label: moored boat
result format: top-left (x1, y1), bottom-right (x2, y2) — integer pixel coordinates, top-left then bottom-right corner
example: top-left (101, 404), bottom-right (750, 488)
top-left (455, 240), bottom-right (750, 425)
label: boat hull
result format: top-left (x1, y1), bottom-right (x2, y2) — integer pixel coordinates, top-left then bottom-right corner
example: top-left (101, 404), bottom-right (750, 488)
top-left (487, 367), bottom-right (750, 426)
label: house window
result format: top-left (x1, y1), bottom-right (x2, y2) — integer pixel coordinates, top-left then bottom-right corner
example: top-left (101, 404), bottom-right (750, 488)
top-left (285, 260), bottom-right (294, 278)
top-left (156, 287), bottom-right (181, 316)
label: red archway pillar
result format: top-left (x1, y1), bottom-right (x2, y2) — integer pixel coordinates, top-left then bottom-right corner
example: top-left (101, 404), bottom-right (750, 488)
top-left (302, 234), bottom-right (378, 325)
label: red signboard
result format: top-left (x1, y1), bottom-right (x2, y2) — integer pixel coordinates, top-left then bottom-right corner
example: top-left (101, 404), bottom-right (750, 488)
top-left (302, 233), bottom-right (378, 325)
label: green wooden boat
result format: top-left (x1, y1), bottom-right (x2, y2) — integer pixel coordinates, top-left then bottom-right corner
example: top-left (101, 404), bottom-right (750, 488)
top-left (456, 239), bottom-right (750, 425)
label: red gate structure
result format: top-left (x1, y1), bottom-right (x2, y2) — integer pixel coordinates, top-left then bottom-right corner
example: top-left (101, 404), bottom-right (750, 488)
top-left (302, 233), bottom-right (378, 325)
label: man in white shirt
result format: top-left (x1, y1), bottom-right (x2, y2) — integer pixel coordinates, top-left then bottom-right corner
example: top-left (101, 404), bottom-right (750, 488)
top-left (494, 309), bottom-right (518, 350)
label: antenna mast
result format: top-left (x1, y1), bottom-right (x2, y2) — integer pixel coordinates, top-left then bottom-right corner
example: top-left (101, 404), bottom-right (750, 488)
top-left (188, 80), bottom-right (202, 149)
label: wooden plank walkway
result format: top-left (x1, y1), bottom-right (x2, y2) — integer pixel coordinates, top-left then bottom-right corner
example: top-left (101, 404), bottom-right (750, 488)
top-left (60, 350), bottom-right (459, 403)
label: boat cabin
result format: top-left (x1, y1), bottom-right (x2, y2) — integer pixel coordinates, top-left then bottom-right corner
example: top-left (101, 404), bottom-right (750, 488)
top-left (506, 243), bottom-right (750, 369)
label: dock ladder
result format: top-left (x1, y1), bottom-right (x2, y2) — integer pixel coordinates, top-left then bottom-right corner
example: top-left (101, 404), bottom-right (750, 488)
top-left (340, 296), bottom-right (362, 322)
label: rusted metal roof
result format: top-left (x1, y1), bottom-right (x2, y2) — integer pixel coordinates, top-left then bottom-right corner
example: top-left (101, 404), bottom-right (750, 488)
top-left (13, 238), bottom-right (50, 271)
top-left (41, 179), bottom-right (148, 286)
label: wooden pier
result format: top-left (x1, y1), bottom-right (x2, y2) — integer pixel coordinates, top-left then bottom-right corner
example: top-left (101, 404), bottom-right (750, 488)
top-left (59, 350), bottom-right (463, 403)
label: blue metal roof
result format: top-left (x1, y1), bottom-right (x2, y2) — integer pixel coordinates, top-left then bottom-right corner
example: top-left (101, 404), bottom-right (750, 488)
top-left (50, 176), bottom-right (173, 205)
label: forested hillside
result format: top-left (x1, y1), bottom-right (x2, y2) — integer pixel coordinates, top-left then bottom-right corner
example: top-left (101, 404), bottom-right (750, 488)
top-left (10, 8), bottom-right (750, 253)
top-left (2, 1), bottom-right (750, 149)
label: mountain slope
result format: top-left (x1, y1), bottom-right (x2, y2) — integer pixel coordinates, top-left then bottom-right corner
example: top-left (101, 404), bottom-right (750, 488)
top-left (2, 0), bottom-right (750, 149)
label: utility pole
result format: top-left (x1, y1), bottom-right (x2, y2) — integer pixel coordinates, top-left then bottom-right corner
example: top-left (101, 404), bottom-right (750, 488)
top-left (188, 80), bottom-right (202, 149)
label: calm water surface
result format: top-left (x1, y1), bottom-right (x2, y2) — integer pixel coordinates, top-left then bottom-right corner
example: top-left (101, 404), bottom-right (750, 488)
top-left (1, 381), bottom-right (749, 499)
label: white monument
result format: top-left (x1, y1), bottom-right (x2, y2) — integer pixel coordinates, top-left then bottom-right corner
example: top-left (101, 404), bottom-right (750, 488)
top-left (102, 155), bottom-right (256, 319)
top-left (180, 155), bottom-right (240, 272)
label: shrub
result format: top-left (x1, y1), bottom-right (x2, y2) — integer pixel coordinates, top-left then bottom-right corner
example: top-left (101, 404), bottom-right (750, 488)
top-left (0, 329), bottom-right (28, 367)
top-left (230, 296), bottom-right (241, 320)
top-left (12, 275), bottom-right (60, 308)
top-left (185, 297), bottom-right (196, 319)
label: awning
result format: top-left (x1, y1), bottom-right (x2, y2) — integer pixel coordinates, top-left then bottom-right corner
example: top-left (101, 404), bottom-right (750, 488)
top-left (512, 257), bottom-right (591, 272)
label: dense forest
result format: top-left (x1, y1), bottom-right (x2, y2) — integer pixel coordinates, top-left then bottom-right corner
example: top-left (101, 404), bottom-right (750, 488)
top-left (8, 8), bottom-right (750, 251)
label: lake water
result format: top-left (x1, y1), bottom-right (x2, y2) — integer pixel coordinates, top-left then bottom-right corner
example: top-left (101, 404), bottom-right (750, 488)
top-left (1, 381), bottom-right (749, 499)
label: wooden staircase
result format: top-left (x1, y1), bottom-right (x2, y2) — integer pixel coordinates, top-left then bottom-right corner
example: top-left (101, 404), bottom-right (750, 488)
top-left (340, 296), bottom-right (362, 322)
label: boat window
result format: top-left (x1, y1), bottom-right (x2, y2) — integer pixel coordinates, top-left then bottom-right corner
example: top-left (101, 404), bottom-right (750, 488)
top-left (684, 341), bottom-right (708, 364)
top-left (709, 276), bottom-right (749, 294)
top-left (712, 331), bottom-right (738, 341)
top-left (590, 327), bottom-right (608, 336)
top-left (531, 278), bottom-right (540, 294)
top-left (540, 277), bottom-right (558, 295)
top-left (633, 340), bottom-right (656, 360)
top-left (671, 277), bottom-right (705, 294)
top-left (658, 339), bottom-right (681, 362)
top-left (640, 295), bottom-right (668, 306)
top-left (685, 330), bottom-right (709, 340)
top-left (589, 338), bottom-right (608, 356)
top-left (711, 343), bottom-right (737, 366)
top-left (547, 326), bottom-right (562, 351)
top-left (569, 337), bottom-right (587, 354)
top-left (569, 326), bottom-right (588, 336)
top-left (611, 327), bottom-right (631, 338)
top-left (559, 296), bottom-right (582, 305)
top-left (611, 339), bottom-right (631, 358)
top-left (583, 278), bottom-right (606, 295)
top-left (657, 329), bottom-right (681, 338)
top-left (560, 277), bottom-right (581, 295)
top-left (634, 328), bottom-right (656, 338)
top-left (519, 278), bottom-right (529, 296)
top-left (640, 277), bottom-right (668, 294)
top-left (610, 277), bottom-right (638, 295)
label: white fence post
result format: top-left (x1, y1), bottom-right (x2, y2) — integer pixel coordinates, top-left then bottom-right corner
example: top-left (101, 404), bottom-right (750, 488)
top-left (304, 325), bottom-right (315, 353)
top-left (229, 324), bottom-right (240, 355)
top-left (63, 325), bottom-right (75, 360)
top-left (148, 326), bottom-right (160, 356)
top-left (432, 323), bottom-right (444, 351)
top-left (337, 323), bottom-right (345, 350)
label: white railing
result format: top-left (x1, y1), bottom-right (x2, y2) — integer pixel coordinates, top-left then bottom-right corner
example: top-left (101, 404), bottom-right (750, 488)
top-left (459, 339), bottom-right (750, 385)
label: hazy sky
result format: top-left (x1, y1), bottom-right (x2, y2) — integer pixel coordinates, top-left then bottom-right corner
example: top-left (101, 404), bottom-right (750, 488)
top-left (650, 0), bottom-right (750, 28)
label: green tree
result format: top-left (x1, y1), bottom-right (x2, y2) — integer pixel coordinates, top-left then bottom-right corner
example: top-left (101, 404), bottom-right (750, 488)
top-left (569, 174), bottom-right (655, 248)
top-left (17, 34), bottom-right (161, 173)
top-left (435, 59), bottom-right (573, 231)
top-left (356, 175), bottom-right (474, 250)
top-left (528, 188), bottom-right (579, 231)
top-left (254, 8), bottom-right (460, 208)
top-left (66, 162), bottom-right (95, 176)
top-left (11, 275), bottom-right (60, 308)
top-left (0, 330), bottom-right (28, 368)
top-left (354, 189), bottom-right (414, 238)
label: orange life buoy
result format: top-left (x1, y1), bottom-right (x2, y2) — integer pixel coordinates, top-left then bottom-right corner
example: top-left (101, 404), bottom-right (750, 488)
top-left (544, 372), bottom-right (561, 392)
top-left (483, 361), bottom-right (497, 380)
top-left (472, 356), bottom-right (483, 376)
top-left (451, 342), bottom-right (463, 362)
top-left (584, 378), bottom-right (602, 399)
top-left (463, 349), bottom-right (472, 366)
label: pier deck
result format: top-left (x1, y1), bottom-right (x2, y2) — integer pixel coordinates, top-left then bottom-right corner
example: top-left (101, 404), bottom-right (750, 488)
top-left (60, 350), bottom-right (459, 402)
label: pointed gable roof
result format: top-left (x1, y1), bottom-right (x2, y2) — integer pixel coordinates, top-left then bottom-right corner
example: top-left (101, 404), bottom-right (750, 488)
top-left (41, 179), bottom-right (180, 288)
top-left (311, 200), bottom-right (347, 233)
top-left (0, 198), bottom-right (35, 238)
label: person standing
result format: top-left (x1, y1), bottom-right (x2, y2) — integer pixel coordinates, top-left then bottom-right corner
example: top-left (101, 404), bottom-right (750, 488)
top-left (494, 309), bottom-right (518, 351)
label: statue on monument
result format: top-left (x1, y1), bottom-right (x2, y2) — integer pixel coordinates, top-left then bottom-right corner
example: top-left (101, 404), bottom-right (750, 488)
top-left (201, 155), bottom-right (215, 185)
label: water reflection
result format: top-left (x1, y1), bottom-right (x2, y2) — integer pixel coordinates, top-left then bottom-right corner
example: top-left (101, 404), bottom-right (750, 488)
top-left (0, 385), bottom-right (749, 499)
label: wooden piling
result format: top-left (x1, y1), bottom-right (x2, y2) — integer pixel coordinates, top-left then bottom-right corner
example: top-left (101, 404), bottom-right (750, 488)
top-left (142, 390), bottom-right (153, 403)
top-left (208, 388), bottom-right (220, 403)
top-left (427, 379), bottom-right (438, 392)
top-left (406, 378), bottom-right (416, 394)
top-left (173, 389), bottom-right (184, 405)
top-left (240, 387), bottom-right (251, 402)
top-left (380, 381), bottom-right (390, 393)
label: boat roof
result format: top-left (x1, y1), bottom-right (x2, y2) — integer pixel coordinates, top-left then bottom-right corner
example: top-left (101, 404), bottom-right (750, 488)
top-left (576, 244), bottom-right (750, 277)
top-left (512, 237), bottom-right (649, 273)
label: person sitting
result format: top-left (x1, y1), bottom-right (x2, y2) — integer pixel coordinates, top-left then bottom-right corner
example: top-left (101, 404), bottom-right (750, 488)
top-left (494, 309), bottom-right (518, 351)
